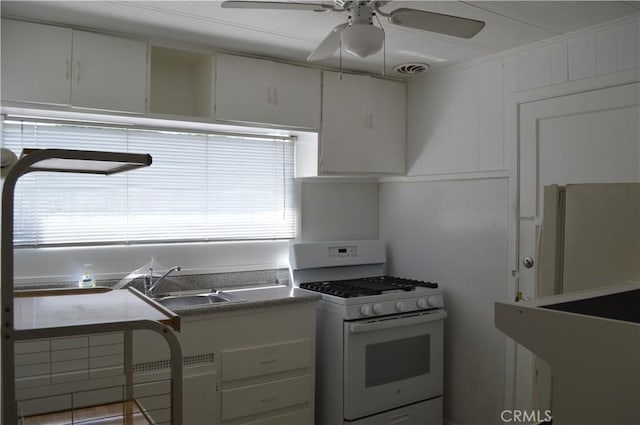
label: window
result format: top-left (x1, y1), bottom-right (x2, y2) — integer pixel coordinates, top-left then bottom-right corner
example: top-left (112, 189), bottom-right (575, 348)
top-left (2, 120), bottom-right (296, 247)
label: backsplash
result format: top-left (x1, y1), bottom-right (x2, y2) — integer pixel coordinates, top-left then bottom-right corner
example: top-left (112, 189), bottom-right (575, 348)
top-left (18, 269), bottom-right (290, 292)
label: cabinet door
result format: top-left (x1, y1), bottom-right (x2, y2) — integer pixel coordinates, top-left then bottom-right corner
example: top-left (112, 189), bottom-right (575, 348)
top-left (215, 54), bottom-right (274, 125)
top-left (369, 78), bottom-right (406, 173)
top-left (71, 31), bottom-right (147, 113)
top-left (1, 20), bottom-right (72, 105)
top-left (272, 62), bottom-right (320, 129)
top-left (320, 71), bottom-right (371, 173)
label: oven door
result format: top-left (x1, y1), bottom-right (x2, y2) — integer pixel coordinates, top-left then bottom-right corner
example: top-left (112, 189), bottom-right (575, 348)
top-left (343, 309), bottom-right (446, 421)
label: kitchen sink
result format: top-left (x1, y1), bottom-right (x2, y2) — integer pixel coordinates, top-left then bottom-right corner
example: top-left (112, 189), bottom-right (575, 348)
top-left (153, 292), bottom-right (240, 309)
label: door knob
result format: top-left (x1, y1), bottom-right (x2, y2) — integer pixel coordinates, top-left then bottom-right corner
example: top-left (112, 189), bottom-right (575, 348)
top-left (522, 256), bottom-right (534, 268)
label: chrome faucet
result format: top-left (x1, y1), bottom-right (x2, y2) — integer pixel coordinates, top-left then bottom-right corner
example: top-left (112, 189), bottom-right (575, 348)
top-left (145, 265), bottom-right (181, 296)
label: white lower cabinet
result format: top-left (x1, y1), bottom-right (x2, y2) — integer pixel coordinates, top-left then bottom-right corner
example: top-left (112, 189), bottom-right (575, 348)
top-left (216, 303), bottom-right (316, 425)
top-left (221, 375), bottom-right (311, 421)
top-left (132, 301), bottom-right (317, 425)
top-left (221, 339), bottom-right (311, 381)
top-left (242, 408), bottom-right (311, 425)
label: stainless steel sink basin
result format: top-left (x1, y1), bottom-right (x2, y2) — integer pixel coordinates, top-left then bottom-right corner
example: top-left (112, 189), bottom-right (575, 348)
top-left (153, 292), bottom-right (238, 309)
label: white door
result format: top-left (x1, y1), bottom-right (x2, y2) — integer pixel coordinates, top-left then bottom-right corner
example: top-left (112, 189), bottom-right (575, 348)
top-left (215, 54), bottom-right (274, 125)
top-left (1, 20), bottom-right (72, 105)
top-left (320, 71), bottom-right (371, 173)
top-left (369, 78), bottom-right (406, 174)
top-left (71, 31), bottom-right (147, 113)
top-left (272, 62), bottom-right (321, 129)
top-left (516, 82), bottom-right (640, 410)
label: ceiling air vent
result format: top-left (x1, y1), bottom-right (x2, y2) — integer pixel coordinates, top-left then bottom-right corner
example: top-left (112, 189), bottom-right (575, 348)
top-left (393, 63), bottom-right (431, 76)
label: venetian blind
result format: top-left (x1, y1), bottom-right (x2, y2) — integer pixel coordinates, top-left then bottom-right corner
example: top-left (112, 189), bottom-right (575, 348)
top-left (2, 120), bottom-right (295, 246)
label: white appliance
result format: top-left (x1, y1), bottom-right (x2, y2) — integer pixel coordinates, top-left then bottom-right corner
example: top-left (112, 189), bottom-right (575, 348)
top-left (537, 183), bottom-right (640, 297)
top-left (290, 240), bottom-right (446, 425)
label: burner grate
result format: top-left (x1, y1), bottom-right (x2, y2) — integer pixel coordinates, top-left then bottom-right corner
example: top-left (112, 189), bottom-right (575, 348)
top-left (300, 276), bottom-right (438, 298)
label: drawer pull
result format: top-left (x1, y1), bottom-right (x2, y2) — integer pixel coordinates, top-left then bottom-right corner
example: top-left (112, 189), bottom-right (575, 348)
top-left (260, 357), bottom-right (278, 364)
top-left (389, 413), bottom-right (411, 424)
top-left (260, 394), bottom-right (278, 402)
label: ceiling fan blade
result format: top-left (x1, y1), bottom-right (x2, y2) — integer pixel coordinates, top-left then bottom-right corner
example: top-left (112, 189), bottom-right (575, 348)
top-left (221, 1), bottom-right (333, 11)
top-left (307, 23), bottom-right (347, 62)
top-left (389, 8), bottom-right (485, 39)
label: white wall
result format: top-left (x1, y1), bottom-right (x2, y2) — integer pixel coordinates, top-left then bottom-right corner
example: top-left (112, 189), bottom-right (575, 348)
top-left (380, 178), bottom-right (508, 425)
top-left (299, 180), bottom-right (379, 242)
top-left (406, 60), bottom-right (505, 175)
top-left (381, 13), bottom-right (639, 425)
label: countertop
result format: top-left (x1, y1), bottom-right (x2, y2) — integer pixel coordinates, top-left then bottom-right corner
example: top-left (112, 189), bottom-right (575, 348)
top-left (163, 285), bottom-right (321, 317)
top-left (14, 287), bottom-right (180, 334)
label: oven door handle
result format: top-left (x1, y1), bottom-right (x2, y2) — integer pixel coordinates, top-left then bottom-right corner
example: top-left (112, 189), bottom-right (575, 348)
top-left (347, 310), bottom-right (447, 334)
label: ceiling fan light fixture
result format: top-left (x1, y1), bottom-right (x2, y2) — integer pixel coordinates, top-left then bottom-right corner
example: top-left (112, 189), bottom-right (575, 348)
top-left (340, 23), bottom-right (384, 58)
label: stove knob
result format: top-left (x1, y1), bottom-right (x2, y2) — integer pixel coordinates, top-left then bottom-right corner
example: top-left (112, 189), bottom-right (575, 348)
top-left (395, 301), bottom-right (405, 312)
top-left (360, 305), bottom-right (372, 316)
top-left (427, 297), bottom-right (439, 307)
top-left (372, 304), bottom-right (383, 315)
top-left (417, 298), bottom-right (428, 309)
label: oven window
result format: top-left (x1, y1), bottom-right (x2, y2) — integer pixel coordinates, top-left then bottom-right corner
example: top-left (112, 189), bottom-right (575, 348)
top-left (365, 335), bottom-right (430, 387)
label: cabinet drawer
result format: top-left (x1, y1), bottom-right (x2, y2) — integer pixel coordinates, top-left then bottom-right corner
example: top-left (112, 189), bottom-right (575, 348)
top-left (221, 375), bottom-right (310, 421)
top-left (349, 397), bottom-right (442, 425)
top-left (241, 408), bottom-right (311, 425)
top-left (222, 339), bottom-right (311, 381)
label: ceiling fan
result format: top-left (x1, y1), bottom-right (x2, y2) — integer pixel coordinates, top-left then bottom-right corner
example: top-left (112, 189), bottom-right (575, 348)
top-left (221, 1), bottom-right (485, 62)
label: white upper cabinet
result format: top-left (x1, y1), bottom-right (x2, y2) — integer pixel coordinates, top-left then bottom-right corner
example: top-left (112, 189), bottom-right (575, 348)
top-left (215, 53), bottom-right (321, 129)
top-left (70, 30), bottom-right (147, 113)
top-left (1, 20), bottom-right (73, 106)
top-left (1, 20), bottom-right (147, 114)
top-left (320, 71), bottom-right (406, 174)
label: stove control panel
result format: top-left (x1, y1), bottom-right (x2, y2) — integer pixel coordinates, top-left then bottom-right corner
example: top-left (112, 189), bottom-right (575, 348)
top-left (349, 294), bottom-right (444, 319)
top-left (329, 245), bottom-right (358, 259)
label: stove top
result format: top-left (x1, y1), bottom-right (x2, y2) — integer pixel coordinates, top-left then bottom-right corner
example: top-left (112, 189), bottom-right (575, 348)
top-left (300, 276), bottom-right (438, 298)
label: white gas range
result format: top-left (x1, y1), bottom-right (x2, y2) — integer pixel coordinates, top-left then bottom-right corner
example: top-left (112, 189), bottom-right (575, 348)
top-left (290, 240), bottom-right (446, 425)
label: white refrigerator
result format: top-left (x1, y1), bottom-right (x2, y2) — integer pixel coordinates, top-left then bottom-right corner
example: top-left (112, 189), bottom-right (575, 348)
top-left (496, 182), bottom-right (640, 424)
top-left (537, 182), bottom-right (640, 297)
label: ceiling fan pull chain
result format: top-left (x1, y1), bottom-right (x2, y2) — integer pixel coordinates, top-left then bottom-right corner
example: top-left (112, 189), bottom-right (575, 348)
top-left (339, 39), bottom-right (343, 80)
top-left (383, 35), bottom-right (386, 77)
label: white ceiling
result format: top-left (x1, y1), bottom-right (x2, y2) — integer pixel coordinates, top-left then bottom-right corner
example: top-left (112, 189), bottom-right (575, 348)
top-left (2, 1), bottom-right (639, 76)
